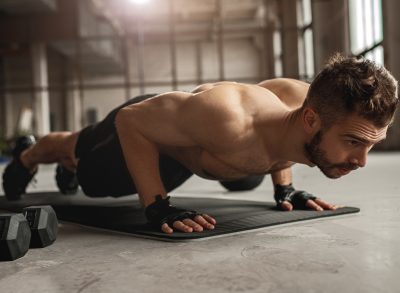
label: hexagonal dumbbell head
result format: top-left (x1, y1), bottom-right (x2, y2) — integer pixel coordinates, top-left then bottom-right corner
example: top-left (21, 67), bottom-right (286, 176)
top-left (0, 213), bottom-right (31, 261)
top-left (23, 206), bottom-right (58, 248)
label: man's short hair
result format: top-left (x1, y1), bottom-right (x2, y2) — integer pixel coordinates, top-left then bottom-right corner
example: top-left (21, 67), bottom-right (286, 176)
top-left (304, 53), bottom-right (399, 128)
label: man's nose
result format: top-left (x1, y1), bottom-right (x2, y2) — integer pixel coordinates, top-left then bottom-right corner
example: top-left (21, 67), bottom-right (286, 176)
top-left (350, 148), bottom-right (368, 168)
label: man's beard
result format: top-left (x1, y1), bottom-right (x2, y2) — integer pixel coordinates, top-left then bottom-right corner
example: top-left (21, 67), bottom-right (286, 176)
top-left (304, 131), bottom-right (358, 178)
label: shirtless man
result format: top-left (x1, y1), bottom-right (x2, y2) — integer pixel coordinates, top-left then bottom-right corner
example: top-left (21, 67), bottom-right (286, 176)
top-left (2, 54), bottom-right (398, 234)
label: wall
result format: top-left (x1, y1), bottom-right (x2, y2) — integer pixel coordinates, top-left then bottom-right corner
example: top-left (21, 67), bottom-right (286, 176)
top-left (77, 37), bottom-right (261, 127)
top-left (382, 0), bottom-right (400, 150)
top-left (3, 55), bottom-right (32, 137)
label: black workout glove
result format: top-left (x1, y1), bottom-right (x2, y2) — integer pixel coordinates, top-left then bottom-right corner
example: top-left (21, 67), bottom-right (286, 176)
top-left (145, 195), bottom-right (200, 228)
top-left (274, 184), bottom-right (317, 210)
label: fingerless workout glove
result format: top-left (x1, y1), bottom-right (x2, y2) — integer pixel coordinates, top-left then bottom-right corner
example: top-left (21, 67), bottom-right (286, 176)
top-left (145, 195), bottom-right (200, 227)
top-left (274, 184), bottom-right (317, 210)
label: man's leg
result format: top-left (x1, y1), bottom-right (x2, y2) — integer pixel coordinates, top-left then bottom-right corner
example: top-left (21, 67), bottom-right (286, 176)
top-left (17, 94), bottom-right (155, 173)
top-left (20, 132), bottom-right (79, 172)
top-left (23, 131), bottom-right (81, 195)
top-left (2, 132), bottom-right (80, 200)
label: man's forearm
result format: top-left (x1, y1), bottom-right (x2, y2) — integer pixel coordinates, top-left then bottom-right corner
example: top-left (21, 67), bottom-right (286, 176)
top-left (271, 167), bottom-right (293, 187)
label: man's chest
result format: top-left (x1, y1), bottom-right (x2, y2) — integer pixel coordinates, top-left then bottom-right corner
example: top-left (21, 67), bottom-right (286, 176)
top-left (163, 139), bottom-right (278, 180)
top-left (199, 150), bottom-right (293, 180)
top-left (199, 149), bottom-right (270, 180)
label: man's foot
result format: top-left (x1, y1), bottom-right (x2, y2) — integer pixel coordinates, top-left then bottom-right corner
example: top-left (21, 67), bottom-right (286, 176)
top-left (2, 135), bottom-right (37, 201)
top-left (55, 164), bottom-right (79, 195)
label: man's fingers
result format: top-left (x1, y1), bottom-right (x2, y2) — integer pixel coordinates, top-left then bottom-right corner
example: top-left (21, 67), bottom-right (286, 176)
top-left (280, 201), bottom-right (293, 211)
top-left (201, 214), bottom-right (217, 225)
top-left (193, 215), bottom-right (215, 230)
top-left (182, 218), bottom-right (203, 232)
top-left (161, 223), bottom-right (174, 234)
top-left (306, 199), bottom-right (323, 211)
top-left (161, 215), bottom-right (217, 234)
top-left (314, 198), bottom-right (337, 210)
top-left (172, 220), bottom-right (193, 233)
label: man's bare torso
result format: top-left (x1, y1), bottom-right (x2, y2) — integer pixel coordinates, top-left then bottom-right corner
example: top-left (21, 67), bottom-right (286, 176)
top-left (119, 79), bottom-right (309, 181)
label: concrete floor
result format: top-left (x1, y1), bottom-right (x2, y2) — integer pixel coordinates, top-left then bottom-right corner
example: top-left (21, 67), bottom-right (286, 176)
top-left (0, 152), bottom-right (399, 293)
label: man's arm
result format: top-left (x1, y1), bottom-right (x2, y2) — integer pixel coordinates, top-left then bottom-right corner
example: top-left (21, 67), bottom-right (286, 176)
top-left (271, 166), bottom-right (293, 186)
top-left (115, 91), bottom-right (219, 233)
top-left (115, 111), bottom-right (168, 207)
top-left (115, 86), bottom-right (243, 232)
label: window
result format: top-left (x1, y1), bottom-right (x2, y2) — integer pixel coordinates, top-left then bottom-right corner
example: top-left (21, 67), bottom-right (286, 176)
top-left (273, 30), bottom-right (283, 77)
top-left (349, 0), bottom-right (383, 64)
top-left (297, 0), bottom-right (314, 80)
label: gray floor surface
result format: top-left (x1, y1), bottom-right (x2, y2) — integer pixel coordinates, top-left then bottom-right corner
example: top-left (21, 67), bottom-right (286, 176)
top-left (0, 153), bottom-right (399, 293)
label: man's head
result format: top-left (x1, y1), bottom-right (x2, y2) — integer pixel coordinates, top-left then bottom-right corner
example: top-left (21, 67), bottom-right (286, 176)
top-left (301, 54), bottom-right (398, 178)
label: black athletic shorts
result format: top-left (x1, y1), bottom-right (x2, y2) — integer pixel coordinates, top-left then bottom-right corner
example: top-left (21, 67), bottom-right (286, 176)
top-left (75, 94), bottom-right (193, 197)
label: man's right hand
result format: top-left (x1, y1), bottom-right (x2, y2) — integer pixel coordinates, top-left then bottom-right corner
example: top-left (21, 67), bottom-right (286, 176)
top-left (161, 214), bottom-right (216, 234)
top-left (145, 195), bottom-right (216, 234)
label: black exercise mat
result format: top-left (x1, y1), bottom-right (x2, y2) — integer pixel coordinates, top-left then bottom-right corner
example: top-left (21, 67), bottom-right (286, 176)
top-left (0, 191), bottom-right (360, 240)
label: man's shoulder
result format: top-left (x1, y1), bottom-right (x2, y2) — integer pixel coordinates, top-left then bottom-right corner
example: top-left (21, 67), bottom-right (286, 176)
top-left (191, 83), bottom-right (278, 117)
top-left (257, 78), bottom-right (309, 109)
top-left (187, 83), bottom-right (285, 123)
top-left (258, 77), bottom-right (309, 87)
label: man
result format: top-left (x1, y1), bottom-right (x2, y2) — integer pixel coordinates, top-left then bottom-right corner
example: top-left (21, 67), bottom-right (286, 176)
top-left (2, 54), bottom-right (398, 234)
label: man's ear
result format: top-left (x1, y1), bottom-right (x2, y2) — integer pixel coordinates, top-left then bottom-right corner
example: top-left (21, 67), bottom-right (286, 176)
top-left (302, 107), bottom-right (321, 134)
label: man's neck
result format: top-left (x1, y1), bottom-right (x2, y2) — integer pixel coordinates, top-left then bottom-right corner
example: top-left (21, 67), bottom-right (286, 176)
top-left (267, 108), bottom-right (314, 166)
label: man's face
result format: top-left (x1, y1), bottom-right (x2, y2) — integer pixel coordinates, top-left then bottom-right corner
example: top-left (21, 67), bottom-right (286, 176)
top-left (304, 114), bottom-right (388, 179)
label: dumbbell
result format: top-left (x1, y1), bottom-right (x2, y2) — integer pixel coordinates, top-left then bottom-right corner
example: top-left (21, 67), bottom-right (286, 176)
top-left (0, 205), bottom-right (58, 261)
top-left (0, 213), bottom-right (30, 261)
top-left (23, 205), bottom-right (58, 248)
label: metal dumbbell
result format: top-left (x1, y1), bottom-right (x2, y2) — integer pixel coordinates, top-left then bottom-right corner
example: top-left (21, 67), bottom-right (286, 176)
top-left (0, 205), bottom-right (58, 261)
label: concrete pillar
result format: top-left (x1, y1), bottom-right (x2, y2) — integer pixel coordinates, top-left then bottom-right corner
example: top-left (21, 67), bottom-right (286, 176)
top-left (0, 59), bottom-right (4, 138)
top-left (31, 43), bottom-right (50, 136)
top-left (261, 28), bottom-right (276, 79)
top-left (259, 0), bottom-right (278, 79)
top-left (381, 0), bottom-right (400, 150)
top-left (312, 0), bottom-right (351, 71)
top-left (280, 0), bottom-right (299, 78)
top-left (0, 95), bottom-right (3, 136)
top-left (65, 77), bottom-right (82, 132)
top-left (4, 93), bottom-right (14, 138)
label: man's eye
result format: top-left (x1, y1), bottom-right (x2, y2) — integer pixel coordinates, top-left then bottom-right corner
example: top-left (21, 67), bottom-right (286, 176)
top-left (348, 140), bottom-right (360, 146)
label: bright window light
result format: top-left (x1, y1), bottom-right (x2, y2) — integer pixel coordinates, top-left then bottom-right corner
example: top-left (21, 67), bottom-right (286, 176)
top-left (129, 0), bottom-right (150, 5)
top-left (349, 0), bottom-right (383, 54)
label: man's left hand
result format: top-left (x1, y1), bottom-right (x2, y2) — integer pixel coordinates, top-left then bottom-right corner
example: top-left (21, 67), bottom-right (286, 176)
top-left (274, 183), bottom-right (340, 211)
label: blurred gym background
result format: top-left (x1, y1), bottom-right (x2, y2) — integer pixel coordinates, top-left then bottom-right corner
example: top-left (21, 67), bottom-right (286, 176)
top-left (0, 0), bottom-right (399, 158)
